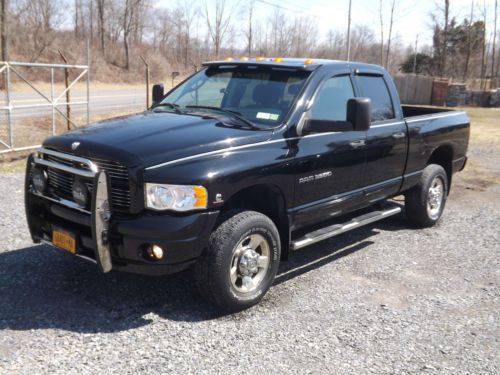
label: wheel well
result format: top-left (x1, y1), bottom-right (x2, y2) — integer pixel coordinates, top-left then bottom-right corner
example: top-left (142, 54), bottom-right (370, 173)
top-left (427, 145), bottom-right (453, 190)
top-left (220, 184), bottom-right (290, 260)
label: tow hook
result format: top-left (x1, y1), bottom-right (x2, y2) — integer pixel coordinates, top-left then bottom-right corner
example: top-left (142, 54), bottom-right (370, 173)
top-left (101, 230), bottom-right (109, 245)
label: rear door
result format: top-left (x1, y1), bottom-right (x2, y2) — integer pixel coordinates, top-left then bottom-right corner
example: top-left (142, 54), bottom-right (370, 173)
top-left (354, 73), bottom-right (408, 202)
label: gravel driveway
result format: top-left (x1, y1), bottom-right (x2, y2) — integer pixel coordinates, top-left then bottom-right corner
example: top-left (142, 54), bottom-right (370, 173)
top-left (1, 158), bottom-right (499, 374)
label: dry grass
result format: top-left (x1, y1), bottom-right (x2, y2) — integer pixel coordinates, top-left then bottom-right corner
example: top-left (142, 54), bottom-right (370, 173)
top-left (461, 107), bottom-right (500, 151)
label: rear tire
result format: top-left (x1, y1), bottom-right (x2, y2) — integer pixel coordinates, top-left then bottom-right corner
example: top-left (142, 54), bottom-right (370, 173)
top-left (405, 164), bottom-right (448, 228)
top-left (194, 210), bottom-right (281, 312)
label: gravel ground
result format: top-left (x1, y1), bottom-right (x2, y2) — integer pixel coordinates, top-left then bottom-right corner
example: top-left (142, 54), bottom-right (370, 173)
top-left (0, 158), bottom-right (499, 374)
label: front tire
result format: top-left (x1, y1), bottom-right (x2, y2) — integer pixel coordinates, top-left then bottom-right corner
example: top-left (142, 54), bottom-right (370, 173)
top-left (405, 164), bottom-right (448, 228)
top-left (194, 210), bottom-right (281, 312)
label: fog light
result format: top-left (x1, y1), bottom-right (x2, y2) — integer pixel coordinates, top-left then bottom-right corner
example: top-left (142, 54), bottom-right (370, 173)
top-left (72, 178), bottom-right (89, 207)
top-left (147, 244), bottom-right (164, 260)
top-left (32, 167), bottom-right (48, 193)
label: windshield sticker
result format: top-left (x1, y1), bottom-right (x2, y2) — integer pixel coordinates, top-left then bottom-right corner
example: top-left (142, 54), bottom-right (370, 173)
top-left (256, 112), bottom-right (279, 121)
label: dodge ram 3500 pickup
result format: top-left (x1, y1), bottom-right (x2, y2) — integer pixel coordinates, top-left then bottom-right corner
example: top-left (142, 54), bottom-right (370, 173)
top-left (25, 58), bottom-right (469, 311)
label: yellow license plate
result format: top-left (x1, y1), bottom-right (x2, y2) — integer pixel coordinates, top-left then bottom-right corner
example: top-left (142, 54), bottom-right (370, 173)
top-left (52, 230), bottom-right (76, 254)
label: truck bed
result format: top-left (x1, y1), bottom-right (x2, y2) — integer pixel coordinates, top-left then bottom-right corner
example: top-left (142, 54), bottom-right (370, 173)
top-left (402, 105), bottom-right (458, 118)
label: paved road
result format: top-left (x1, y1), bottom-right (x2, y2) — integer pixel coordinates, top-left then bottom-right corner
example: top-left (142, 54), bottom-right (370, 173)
top-left (3, 88), bottom-right (147, 119)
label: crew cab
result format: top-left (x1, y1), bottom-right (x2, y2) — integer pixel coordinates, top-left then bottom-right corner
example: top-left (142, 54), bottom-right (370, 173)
top-left (25, 58), bottom-right (470, 311)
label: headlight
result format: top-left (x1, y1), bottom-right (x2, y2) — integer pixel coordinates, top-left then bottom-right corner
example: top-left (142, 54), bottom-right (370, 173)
top-left (145, 183), bottom-right (208, 211)
top-left (32, 167), bottom-right (48, 193)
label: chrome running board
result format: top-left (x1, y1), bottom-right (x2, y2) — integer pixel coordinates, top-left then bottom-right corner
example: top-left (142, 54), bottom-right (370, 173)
top-left (290, 206), bottom-right (401, 251)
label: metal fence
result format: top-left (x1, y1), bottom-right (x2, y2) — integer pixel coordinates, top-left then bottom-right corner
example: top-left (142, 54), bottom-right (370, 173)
top-left (0, 58), bottom-right (90, 154)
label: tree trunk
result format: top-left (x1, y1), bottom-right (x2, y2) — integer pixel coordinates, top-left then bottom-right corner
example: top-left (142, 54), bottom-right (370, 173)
top-left (492, 0), bottom-right (498, 77)
top-left (97, 0), bottom-right (105, 55)
top-left (385, 0), bottom-right (395, 68)
top-left (124, 2), bottom-right (130, 70)
top-left (89, 0), bottom-right (94, 41)
top-left (480, 2), bottom-right (487, 89)
top-left (442, 0), bottom-right (450, 77)
top-left (74, 0), bottom-right (80, 38)
top-left (1, 0), bottom-right (8, 61)
top-left (247, 2), bottom-right (253, 56)
top-left (463, 1), bottom-right (474, 81)
top-left (379, 0), bottom-right (384, 67)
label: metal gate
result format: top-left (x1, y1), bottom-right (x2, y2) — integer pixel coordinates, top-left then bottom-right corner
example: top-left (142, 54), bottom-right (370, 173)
top-left (0, 59), bottom-right (90, 154)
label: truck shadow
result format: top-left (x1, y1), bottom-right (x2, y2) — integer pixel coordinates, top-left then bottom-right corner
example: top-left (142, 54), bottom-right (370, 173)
top-left (0, 214), bottom-right (409, 333)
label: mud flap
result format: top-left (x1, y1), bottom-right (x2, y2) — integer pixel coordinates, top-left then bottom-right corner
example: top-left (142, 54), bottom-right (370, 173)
top-left (91, 171), bottom-right (113, 273)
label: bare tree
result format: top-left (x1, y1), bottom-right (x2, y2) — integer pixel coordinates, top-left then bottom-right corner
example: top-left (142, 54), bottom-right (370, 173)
top-left (463, 1), bottom-right (475, 81)
top-left (384, 0), bottom-right (396, 68)
top-left (244, 0), bottom-right (255, 56)
top-left (96, 0), bottom-right (106, 54)
top-left (432, 0), bottom-right (451, 76)
top-left (443, 0), bottom-right (450, 77)
top-left (123, 0), bottom-right (140, 70)
top-left (346, 0), bottom-right (352, 60)
top-left (492, 0), bottom-right (498, 77)
top-left (205, 0), bottom-right (234, 59)
top-left (0, 0), bottom-right (8, 61)
top-left (179, 0), bottom-right (198, 69)
top-left (268, 7), bottom-right (287, 55)
top-left (379, 0), bottom-right (384, 66)
top-left (89, 0), bottom-right (94, 41)
top-left (480, 0), bottom-right (487, 88)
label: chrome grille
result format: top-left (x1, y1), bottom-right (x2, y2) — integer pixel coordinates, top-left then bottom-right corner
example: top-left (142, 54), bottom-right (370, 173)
top-left (44, 152), bottom-right (131, 212)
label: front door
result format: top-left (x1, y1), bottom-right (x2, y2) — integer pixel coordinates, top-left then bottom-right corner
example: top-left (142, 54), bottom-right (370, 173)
top-left (291, 74), bottom-right (367, 229)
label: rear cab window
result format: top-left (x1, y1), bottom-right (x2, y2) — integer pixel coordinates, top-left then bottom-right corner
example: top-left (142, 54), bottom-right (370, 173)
top-left (355, 75), bottom-right (395, 122)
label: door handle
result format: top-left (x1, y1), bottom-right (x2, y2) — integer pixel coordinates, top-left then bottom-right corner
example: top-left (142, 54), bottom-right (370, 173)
top-left (349, 139), bottom-right (366, 148)
top-left (392, 132), bottom-right (406, 139)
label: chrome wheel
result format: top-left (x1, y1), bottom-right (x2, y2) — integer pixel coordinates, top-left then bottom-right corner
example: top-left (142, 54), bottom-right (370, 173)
top-left (427, 176), bottom-right (444, 220)
top-left (229, 233), bottom-right (270, 294)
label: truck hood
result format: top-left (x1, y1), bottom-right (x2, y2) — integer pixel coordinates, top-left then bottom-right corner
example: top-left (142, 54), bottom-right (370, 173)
top-left (42, 111), bottom-right (273, 168)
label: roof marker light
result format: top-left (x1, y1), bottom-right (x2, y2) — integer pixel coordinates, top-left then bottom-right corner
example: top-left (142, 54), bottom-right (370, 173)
top-left (255, 56), bottom-right (266, 61)
top-left (240, 56), bottom-right (250, 61)
top-left (224, 57), bottom-right (234, 61)
top-left (272, 57), bottom-right (284, 62)
top-left (304, 59), bottom-right (315, 64)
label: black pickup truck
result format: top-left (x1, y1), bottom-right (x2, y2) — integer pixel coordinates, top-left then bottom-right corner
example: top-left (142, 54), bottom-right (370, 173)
top-left (25, 58), bottom-right (469, 311)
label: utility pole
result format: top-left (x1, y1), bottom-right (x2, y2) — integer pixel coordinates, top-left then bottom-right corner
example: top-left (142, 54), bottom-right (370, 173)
top-left (346, 0), bottom-right (352, 61)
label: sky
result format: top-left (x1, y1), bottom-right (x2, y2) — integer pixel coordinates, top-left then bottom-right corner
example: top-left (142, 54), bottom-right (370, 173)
top-left (157, 0), bottom-right (499, 48)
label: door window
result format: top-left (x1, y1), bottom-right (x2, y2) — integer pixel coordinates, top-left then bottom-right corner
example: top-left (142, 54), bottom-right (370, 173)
top-left (310, 75), bottom-right (354, 121)
top-left (355, 75), bottom-right (394, 122)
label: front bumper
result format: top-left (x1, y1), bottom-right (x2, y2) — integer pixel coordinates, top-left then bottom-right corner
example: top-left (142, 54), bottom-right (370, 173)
top-left (25, 155), bottom-right (219, 276)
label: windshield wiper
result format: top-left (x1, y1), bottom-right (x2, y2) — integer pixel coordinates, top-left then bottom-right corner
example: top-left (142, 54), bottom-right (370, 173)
top-left (153, 102), bottom-right (183, 114)
top-left (185, 105), bottom-right (261, 130)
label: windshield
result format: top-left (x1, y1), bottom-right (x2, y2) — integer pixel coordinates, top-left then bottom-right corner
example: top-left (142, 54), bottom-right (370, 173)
top-left (159, 65), bottom-right (310, 127)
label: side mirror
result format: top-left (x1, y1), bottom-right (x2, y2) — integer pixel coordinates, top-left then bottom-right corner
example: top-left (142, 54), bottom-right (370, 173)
top-left (152, 83), bottom-right (164, 105)
top-left (347, 97), bottom-right (371, 131)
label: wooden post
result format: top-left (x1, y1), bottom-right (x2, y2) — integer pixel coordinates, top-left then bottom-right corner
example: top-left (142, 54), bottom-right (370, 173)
top-left (140, 56), bottom-right (150, 108)
top-left (58, 50), bottom-right (71, 130)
